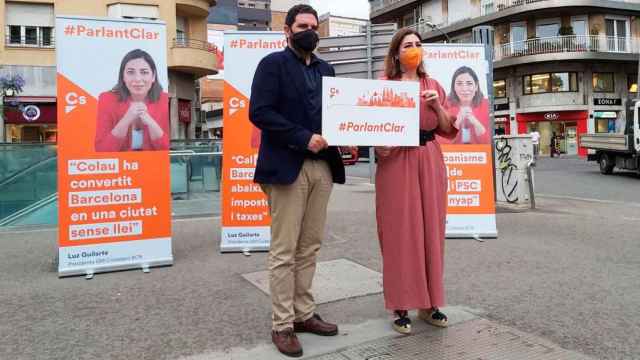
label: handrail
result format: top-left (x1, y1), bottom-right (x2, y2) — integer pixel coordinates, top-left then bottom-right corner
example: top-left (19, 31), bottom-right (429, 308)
top-left (0, 192), bottom-right (57, 226)
top-left (495, 35), bottom-right (639, 61)
top-left (0, 156), bottom-right (57, 188)
top-left (171, 37), bottom-right (217, 53)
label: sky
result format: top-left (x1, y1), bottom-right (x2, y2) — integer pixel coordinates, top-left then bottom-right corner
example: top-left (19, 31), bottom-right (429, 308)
top-left (310, 0), bottom-right (370, 20)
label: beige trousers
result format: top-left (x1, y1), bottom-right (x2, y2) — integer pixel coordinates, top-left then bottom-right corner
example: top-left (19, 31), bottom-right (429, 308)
top-left (261, 159), bottom-right (333, 331)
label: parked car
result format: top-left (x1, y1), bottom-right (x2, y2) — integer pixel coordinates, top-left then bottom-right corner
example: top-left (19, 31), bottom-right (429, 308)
top-left (339, 146), bottom-right (359, 166)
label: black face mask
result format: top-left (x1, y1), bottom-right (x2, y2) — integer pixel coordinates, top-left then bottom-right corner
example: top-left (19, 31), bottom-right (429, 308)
top-left (291, 29), bottom-right (319, 53)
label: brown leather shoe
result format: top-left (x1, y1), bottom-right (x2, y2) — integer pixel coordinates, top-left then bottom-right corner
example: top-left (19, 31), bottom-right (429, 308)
top-left (293, 314), bottom-right (338, 336)
top-left (271, 328), bottom-right (303, 358)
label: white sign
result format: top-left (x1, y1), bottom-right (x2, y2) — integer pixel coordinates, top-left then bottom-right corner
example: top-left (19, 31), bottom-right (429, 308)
top-left (22, 105), bottom-right (41, 121)
top-left (322, 77), bottom-right (420, 146)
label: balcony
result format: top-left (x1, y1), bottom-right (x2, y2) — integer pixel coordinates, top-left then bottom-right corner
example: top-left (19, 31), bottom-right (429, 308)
top-left (494, 35), bottom-right (640, 67)
top-left (415, 0), bottom-right (640, 41)
top-left (169, 37), bottom-right (218, 78)
top-left (480, 0), bottom-right (638, 16)
top-left (370, 0), bottom-right (419, 19)
top-left (176, 0), bottom-right (216, 17)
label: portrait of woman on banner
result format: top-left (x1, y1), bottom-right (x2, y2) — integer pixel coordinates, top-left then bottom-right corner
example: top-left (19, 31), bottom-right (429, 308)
top-left (95, 49), bottom-right (169, 152)
top-left (444, 66), bottom-right (491, 144)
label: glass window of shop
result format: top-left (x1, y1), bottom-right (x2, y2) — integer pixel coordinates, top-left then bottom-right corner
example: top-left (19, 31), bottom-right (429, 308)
top-left (628, 74), bottom-right (637, 94)
top-left (523, 72), bottom-right (578, 94)
top-left (593, 72), bottom-right (615, 92)
top-left (493, 79), bottom-right (507, 98)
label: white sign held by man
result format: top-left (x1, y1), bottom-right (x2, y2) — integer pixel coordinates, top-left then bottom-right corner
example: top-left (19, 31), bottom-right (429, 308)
top-left (322, 77), bottom-right (419, 146)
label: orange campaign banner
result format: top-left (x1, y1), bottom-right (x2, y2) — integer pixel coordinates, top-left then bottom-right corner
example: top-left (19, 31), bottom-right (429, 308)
top-left (423, 44), bottom-right (498, 238)
top-left (220, 32), bottom-right (287, 252)
top-left (56, 16), bottom-right (172, 276)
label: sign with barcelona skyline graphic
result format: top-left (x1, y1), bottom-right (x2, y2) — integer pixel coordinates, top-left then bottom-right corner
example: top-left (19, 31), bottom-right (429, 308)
top-left (322, 77), bottom-right (420, 146)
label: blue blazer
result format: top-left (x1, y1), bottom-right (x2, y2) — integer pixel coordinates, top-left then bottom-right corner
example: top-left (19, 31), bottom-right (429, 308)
top-left (249, 48), bottom-right (345, 185)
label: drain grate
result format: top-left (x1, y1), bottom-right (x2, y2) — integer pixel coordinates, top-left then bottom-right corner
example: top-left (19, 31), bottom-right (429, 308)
top-left (308, 319), bottom-right (591, 360)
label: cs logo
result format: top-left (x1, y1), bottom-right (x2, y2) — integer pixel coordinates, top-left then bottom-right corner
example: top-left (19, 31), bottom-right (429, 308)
top-left (65, 92), bottom-right (86, 114)
top-left (229, 97), bottom-right (246, 116)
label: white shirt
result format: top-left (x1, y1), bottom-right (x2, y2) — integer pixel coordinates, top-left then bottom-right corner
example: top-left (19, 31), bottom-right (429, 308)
top-left (530, 131), bottom-right (540, 145)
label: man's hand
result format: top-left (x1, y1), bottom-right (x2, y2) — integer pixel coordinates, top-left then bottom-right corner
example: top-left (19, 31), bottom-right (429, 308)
top-left (307, 134), bottom-right (328, 153)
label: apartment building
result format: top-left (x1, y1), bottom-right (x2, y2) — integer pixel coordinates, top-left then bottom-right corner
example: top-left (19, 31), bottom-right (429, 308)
top-left (370, 0), bottom-right (640, 156)
top-left (318, 13), bottom-right (369, 37)
top-left (0, 0), bottom-right (217, 143)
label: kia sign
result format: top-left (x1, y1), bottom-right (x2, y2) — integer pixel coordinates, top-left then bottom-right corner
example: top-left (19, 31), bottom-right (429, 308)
top-left (544, 112), bottom-right (560, 121)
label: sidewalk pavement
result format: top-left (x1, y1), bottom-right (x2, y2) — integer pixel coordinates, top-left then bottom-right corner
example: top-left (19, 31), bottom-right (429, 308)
top-left (1, 179), bottom-right (638, 359)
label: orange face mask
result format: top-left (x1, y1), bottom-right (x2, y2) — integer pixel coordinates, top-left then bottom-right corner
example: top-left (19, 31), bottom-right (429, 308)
top-left (399, 47), bottom-right (423, 70)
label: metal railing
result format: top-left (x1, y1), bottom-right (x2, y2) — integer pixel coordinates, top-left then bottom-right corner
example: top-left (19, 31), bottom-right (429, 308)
top-left (5, 34), bottom-right (55, 48)
top-left (171, 37), bottom-right (217, 53)
top-left (481, 0), bottom-right (634, 16)
top-left (494, 35), bottom-right (640, 61)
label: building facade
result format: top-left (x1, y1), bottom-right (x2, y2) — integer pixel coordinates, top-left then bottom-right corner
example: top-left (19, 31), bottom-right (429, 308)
top-left (318, 13), bottom-right (369, 38)
top-left (237, 0), bottom-right (271, 30)
top-left (271, 0), bottom-right (309, 31)
top-left (0, 0), bottom-right (217, 143)
top-left (369, 0), bottom-right (640, 156)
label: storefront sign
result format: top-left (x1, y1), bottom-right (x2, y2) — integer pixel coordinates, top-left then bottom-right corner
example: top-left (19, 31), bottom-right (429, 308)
top-left (594, 111), bottom-right (618, 118)
top-left (56, 16), bottom-right (172, 277)
top-left (178, 99), bottom-right (191, 123)
top-left (594, 97), bottom-right (621, 106)
top-left (494, 102), bottom-right (509, 111)
top-left (494, 97), bottom-right (509, 111)
top-left (544, 112), bottom-right (560, 121)
top-left (221, 31), bottom-right (287, 252)
top-left (22, 105), bottom-right (41, 122)
top-left (323, 77), bottom-right (420, 146)
top-left (424, 44), bottom-right (497, 239)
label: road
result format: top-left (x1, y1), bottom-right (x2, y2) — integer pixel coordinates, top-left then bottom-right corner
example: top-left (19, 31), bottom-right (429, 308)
top-left (347, 155), bottom-right (640, 204)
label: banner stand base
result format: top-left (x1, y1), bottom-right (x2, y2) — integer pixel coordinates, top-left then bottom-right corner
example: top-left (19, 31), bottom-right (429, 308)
top-left (446, 232), bottom-right (498, 239)
top-left (59, 258), bottom-right (173, 278)
top-left (220, 246), bottom-right (269, 253)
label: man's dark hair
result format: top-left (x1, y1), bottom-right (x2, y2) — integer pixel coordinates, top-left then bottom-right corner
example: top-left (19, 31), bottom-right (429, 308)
top-left (285, 4), bottom-right (318, 27)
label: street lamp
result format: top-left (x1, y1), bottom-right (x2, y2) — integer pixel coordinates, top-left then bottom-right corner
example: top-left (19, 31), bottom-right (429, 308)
top-left (425, 22), bottom-right (451, 43)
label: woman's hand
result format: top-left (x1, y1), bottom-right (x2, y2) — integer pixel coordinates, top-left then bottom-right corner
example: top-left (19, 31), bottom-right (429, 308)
top-left (137, 105), bottom-right (165, 140)
top-left (111, 102), bottom-right (147, 138)
top-left (422, 90), bottom-right (440, 109)
top-left (466, 112), bottom-right (486, 135)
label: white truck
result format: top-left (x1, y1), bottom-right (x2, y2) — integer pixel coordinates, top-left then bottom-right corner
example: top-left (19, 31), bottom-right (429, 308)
top-left (581, 99), bottom-right (640, 174)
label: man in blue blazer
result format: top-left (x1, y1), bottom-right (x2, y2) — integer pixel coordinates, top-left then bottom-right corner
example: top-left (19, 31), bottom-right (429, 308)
top-left (249, 4), bottom-right (345, 358)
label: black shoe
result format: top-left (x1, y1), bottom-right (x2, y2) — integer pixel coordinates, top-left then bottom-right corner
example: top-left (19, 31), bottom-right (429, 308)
top-left (392, 310), bottom-right (411, 334)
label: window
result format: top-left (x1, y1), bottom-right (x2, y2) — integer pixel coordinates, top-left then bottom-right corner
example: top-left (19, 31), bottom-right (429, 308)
top-left (571, 16), bottom-right (588, 36)
top-left (5, 2), bottom-right (54, 47)
top-left (249, 3), bottom-right (255, 7)
top-left (628, 74), bottom-right (637, 93)
top-left (9, 25), bottom-right (21, 44)
top-left (593, 73), bottom-right (615, 92)
top-left (510, 22), bottom-right (526, 52)
top-left (605, 17), bottom-right (628, 52)
top-left (493, 80), bottom-right (507, 98)
top-left (536, 19), bottom-right (560, 40)
top-left (523, 72), bottom-right (578, 94)
top-left (25, 26), bottom-right (37, 45)
top-left (5, 25), bottom-right (54, 47)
